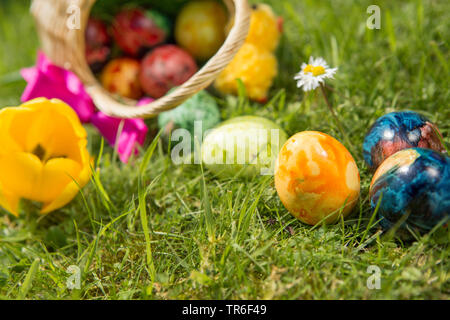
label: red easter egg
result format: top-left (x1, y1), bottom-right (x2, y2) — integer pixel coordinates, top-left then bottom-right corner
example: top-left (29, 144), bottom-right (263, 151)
top-left (111, 8), bottom-right (168, 57)
top-left (86, 18), bottom-right (110, 48)
top-left (85, 18), bottom-right (111, 72)
top-left (139, 45), bottom-right (198, 98)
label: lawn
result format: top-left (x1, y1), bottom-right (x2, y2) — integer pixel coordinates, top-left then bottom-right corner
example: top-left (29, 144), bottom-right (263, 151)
top-left (0, 0), bottom-right (449, 300)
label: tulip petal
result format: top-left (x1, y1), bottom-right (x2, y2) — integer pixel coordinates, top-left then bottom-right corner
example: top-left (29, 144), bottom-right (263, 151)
top-left (90, 112), bottom-right (122, 145)
top-left (0, 152), bottom-right (43, 200)
top-left (38, 158), bottom-right (82, 203)
top-left (40, 181), bottom-right (80, 215)
top-left (0, 107), bottom-right (30, 155)
top-left (40, 155), bottom-right (92, 214)
top-left (15, 99), bottom-right (87, 163)
top-left (91, 112), bottom-right (148, 164)
top-left (118, 131), bottom-right (139, 163)
top-left (0, 189), bottom-right (20, 217)
top-left (20, 67), bottom-right (38, 82)
top-left (21, 98), bottom-right (86, 139)
top-left (20, 52), bottom-right (95, 123)
top-left (137, 97), bottom-right (155, 106)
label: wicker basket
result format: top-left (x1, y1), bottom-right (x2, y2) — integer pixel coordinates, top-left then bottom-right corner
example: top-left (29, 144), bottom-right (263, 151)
top-left (30, 0), bottom-right (250, 119)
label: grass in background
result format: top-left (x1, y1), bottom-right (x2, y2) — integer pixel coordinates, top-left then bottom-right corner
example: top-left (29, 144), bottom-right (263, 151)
top-left (0, 1), bottom-right (39, 107)
top-left (0, 0), bottom-right (449, 299)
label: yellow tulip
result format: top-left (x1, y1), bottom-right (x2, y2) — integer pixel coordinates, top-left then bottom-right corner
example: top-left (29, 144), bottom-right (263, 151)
top-left (0, 98), bottom-right (92, 216)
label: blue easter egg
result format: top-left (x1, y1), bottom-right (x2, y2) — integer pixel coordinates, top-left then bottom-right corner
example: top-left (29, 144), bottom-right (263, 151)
top-left (369, 148), bottom-right (450, 233)
top-left (363, 111), bottom-right (445, 172)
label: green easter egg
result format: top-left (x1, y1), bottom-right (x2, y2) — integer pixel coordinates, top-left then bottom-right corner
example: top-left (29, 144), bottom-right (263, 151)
top-left (202, 116), bottom-right (288, 179)
top-left (158, 90), bottom-right (221, 141)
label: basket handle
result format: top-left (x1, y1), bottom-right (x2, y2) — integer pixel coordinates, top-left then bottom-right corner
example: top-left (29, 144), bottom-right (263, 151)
top-left (85, 0), bottom-right (251, 119)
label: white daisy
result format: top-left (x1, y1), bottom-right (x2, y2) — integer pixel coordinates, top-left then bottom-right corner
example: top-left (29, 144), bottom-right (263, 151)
top-left (294, 56), bottom-right (338, 92)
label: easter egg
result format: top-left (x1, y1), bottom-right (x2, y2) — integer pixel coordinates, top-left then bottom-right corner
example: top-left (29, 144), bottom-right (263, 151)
top-left (85, 18), bottom-right (110, 48)
top-left (370, 148), bottom-right (450, 233)
top-left (158, 90), bottom-right (221, 141)
top-left (85, 18), bottom-right (111, 73)
top-left (202, 116), bottom-right (288, 178)
top-left (139, 45), bottom-right (198, 98)
top-left (111, 8), bottom-right (170, 57)
top-left (363, 111), bottom-right (445, 172)
top-left (275, 131), bottom-right (360, 225)
top-left (101, 58), bottom-right (142, 99)
top-left (175, 0), bottom-right (227, 61)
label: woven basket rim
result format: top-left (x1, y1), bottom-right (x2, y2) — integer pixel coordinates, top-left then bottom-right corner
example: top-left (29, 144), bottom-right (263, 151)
top-left (31, 0), bottom-right (251, 119)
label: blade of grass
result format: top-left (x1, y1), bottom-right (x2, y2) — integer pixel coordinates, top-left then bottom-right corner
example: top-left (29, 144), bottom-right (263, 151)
top-left (18, 258), bottom-right (40, 300)
top-left (137, 130), bottom-right (162, 284)
top-left (139, 129), bottom-right (163, 177)
top-left (198, 140), bottom-right (215, 243)
top-left (385, 10), bottom-right (397, 52)
top-left (138, 184), bottom-right (156, 282)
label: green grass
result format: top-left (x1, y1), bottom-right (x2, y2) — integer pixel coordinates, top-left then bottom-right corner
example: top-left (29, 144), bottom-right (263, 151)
top-left (0, 0), bottom-right (449, 299)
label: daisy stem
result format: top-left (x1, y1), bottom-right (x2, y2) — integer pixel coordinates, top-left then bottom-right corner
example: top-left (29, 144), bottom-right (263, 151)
top-left (319, 84), bottom-right (352, 147)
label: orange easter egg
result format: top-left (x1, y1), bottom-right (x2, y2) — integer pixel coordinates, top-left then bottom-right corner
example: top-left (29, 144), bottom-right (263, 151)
top-left (101, 58), bottom-right (142, 100)
top-left (275, 131), bottom-right (360, 225)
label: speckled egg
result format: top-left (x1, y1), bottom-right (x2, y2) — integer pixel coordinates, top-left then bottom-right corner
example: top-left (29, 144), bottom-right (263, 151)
top-left (175, 0), bottom-right (227, 60)
top-left (275, 131), bottom-right (360, 225)
top-left (363, 111), bottom-right (445, 172)
top-left (370, 148), bottom-right (450, 233)
top-left (101, 58), bottom-right (142, 99)
top-left (111, 8), bottom-right (170, 57)
top-left (139, 45), bottom-right (198, 98)
top-left (202, 116), bottom-right (288, 178)
top-left (158, 90), bottom-right (221, 142)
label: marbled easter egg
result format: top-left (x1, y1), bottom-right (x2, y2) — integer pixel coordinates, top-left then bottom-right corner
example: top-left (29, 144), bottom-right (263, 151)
top-left (275, 131), bottom-right (360, 225)
top-left (363, 111), bottom-right (445, 172)
top-left (370, 148), bottom-right (450, 233)
top-left (201, 116), bottom-right (288, 178)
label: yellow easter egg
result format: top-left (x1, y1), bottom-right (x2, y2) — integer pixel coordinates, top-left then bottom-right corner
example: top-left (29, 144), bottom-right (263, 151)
top-left (175, 1), bottom-right (227, 61)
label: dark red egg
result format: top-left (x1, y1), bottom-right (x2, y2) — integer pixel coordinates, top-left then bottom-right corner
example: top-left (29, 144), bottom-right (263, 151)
top-left (86, 18), bottom-right (110, 48)
top-left (112, 8), bottom-right (169, 57)
top-left (85, 18), bottom-right (111, 73)
top-left (139, 45), bottom-right (198, 98)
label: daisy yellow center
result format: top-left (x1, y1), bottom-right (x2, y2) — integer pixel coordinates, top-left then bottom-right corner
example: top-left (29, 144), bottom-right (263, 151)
top-left (303, 65), bottom-right (326, 76)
